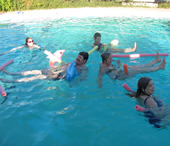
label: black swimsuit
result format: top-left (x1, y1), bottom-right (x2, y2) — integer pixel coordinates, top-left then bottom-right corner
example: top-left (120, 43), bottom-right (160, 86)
top-left (41, 68), bottom-right (53, 75)
top-left (143, 97), bottom-right (163, 128)
top-left (41, 68), bottom-right (66, 80)
top-left (94, 43), bottom-right (103, 51)
top-left (144, 97), bottom-right (163, 108)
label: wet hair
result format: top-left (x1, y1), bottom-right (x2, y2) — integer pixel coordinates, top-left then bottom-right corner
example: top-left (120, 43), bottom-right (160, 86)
top-left (101, 52), bottom-right (111, 63)
top-left (94, 32), bottom-right (101, 39)
top-left (136, 77), bottom-right (152, 97)
top-left (126, 77), bottom-right (152, 98)
top-left (25, 37), bottom-right (33, 45)
top-left (79, 52), bottom-right (89, 63)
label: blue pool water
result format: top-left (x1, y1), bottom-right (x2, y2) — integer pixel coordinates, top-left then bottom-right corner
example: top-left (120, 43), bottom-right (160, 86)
top-left (0, 13), bottom-right (170, 146)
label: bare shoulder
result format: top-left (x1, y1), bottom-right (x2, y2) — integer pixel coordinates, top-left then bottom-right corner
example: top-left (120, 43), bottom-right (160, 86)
top-left (145, 97), bottom-right (157, 108)
top-left (34, 44), bottom-right (40, 49)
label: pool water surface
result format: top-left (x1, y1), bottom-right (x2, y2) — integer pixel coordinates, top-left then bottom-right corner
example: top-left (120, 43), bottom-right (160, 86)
top-left (0, 8), bottom-right (170, 146)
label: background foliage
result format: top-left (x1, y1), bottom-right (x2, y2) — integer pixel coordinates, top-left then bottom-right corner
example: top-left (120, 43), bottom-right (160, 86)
top-left (0, 0), bottom-right (169, 12)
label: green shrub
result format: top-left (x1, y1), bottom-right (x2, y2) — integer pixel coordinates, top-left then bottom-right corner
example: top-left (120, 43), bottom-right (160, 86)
top-left (158, 2), bottom-right (170, 8)
top-left (0, 0), bottom-right (170, 12)
top-left (0, 0), bottom-right (12, 11)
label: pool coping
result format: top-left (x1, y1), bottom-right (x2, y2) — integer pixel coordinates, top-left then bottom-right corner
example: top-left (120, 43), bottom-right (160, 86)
top-left (0, 7), bottom-right (170, 23)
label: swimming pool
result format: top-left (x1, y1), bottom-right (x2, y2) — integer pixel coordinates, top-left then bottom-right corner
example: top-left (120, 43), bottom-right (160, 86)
top-left (0, 8), bottom-right (170, 146)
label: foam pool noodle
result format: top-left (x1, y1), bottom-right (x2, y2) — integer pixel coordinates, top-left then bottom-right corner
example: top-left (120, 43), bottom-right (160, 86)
top-left (88, 46), bottom-right (98, 55)
top-left (122, 83), bottom-right (134, 93)
top-left (0, 85), bottom-right (6, 97)
top-left (123, 64), bottom-right (128, 74)
top-left (103, 45), bottom-right (107, 51)
top-left (112, 53), bottom-right (168, 58)
top-left (0, 59), bottom-right (14, 71)
top-left (135, 105), bottom-right (148, 112)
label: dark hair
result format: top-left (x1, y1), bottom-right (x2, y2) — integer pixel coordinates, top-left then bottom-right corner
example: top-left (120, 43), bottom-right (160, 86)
top-left (101, 52), bottom-right (111, 63)
top-left (25, 37), bottom-right (33, 45)
top-left (94, 32), bottom-right (101, 39)
top-left (79, 52), bottom-right (89, 63)
top-left (136, 77), bottom-right (152, 97)
top-left (126, 77), bottom-right (152, 98)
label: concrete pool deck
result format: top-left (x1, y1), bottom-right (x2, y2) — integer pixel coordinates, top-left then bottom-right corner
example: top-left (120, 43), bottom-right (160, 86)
top-left (0, 7), bottom-right (170, 23)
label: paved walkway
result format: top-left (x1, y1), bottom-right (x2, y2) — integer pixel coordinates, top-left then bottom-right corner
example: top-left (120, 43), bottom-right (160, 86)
top-left (0, 7), bottom-right (170, 23)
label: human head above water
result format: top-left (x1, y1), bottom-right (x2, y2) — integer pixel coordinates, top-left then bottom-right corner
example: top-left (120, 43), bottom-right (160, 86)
top-left (25, 37), bottom-right (33, 44)
top-left (101, 52), bottom-right (111, 63)
top-left (75, 52), bottom-right (89, 66)
top-left (94, 32), bottom-right (101, 39)
top-left (136, 77), bottom-right (153, 97)
top-left (94, 32), bottom-right (101, 44)
top-left (79, 52), bottom-right (89, 63)
top-left (25, 37), bottom-right (34, 48)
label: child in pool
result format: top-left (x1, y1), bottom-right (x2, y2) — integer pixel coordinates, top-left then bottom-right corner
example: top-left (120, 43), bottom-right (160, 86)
top-left (92, 32), bottom-right (137, 53)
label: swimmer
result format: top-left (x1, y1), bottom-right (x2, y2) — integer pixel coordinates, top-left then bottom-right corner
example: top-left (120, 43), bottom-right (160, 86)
top-left (97, 51), bottom-right (166, 88)
top-left (0, 37), bottom-right (40, 56)
top-left (126, 77), bottom-right (169, 128)
top-left (92, 32), bottom-right (136, 53)
top-left (0, 52), bottom-right (89, 83)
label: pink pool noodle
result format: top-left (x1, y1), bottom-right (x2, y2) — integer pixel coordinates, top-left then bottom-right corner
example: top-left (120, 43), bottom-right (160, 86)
top-left (0, 85), bottom-right (6, 97)
top-left (135, 105), bottom-right (149, 112)
top-left (112, 53), bottom-right (168, 58)
top-left (122, 83), bottom-right (134, 93)
top-left (0, 59), bottom-right (14, 71)
top-left (122, 84), bottom-right (149, 112)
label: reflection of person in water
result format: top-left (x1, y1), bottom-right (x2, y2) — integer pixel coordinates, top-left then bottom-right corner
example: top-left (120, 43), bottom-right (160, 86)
top-left (0, 52), bottom-right (89, 83)
top-left (97, 51), bottom-right (166, 88)
top-left (0, 37), bottom-right (40, 56)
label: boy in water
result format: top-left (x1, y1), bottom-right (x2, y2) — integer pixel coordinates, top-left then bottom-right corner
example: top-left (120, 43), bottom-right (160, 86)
top-left (92, 32), bottom-right (137, 53)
